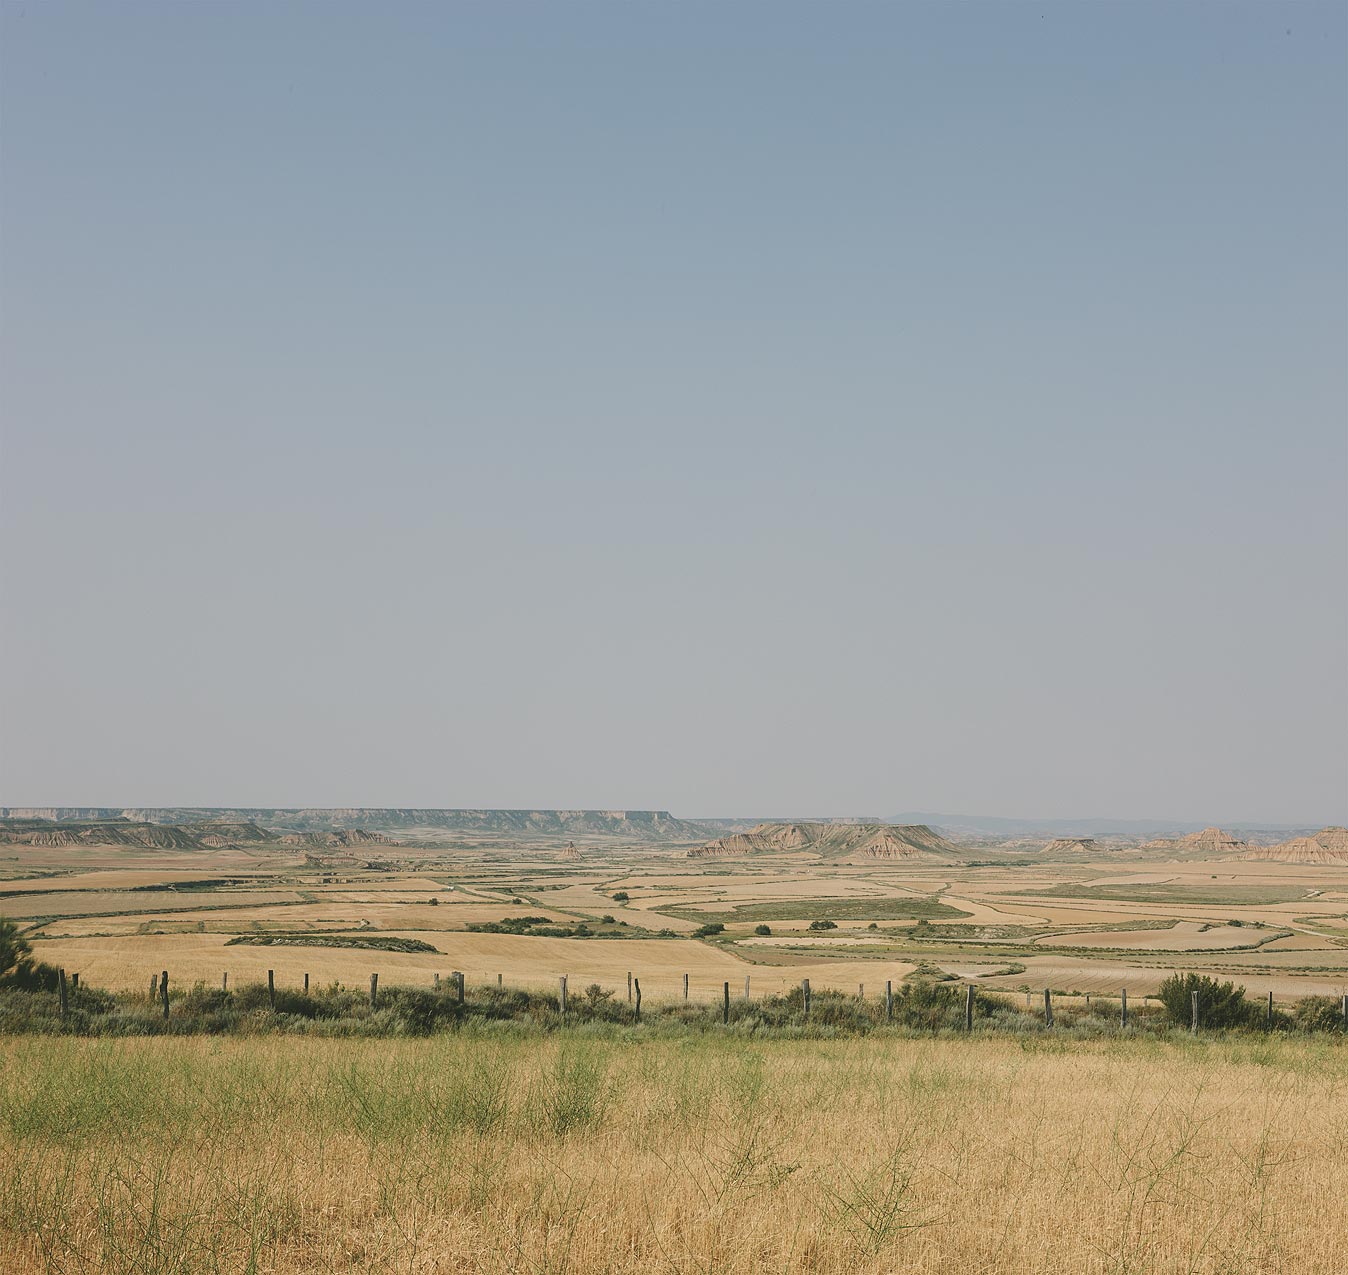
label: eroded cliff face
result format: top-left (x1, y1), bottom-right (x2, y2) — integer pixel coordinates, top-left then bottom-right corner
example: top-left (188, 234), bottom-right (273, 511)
top-left (689, 821), bottom-right (960, 860)
top-left (1242, 828), bottom-right (1348, 865)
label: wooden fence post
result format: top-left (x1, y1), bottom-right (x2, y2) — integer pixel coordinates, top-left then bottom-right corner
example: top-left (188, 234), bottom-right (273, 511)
top-left (456, 971), bottom-right (465, 1006)
top-left (627, 971), bottom-right (632, 1004)
top-left (1267, 990), bottom-right (1274, 1030)
top-left (1342, 993), bottom-right (1347, 1030)
top-left (1043, 988), bottom-right (1053, 1028)
top-left (160, 970), bottom-right (169, 1019)
top-left (723, 981), bottom-right (730, 1025)
top-left (369, 972), bottom-right (378, 1009)
top-left (559, 975), bottom-right (568, 1017)
top-left (802, 978), bottom-right (811, 1020)
top-left (683, 973), bottom-right (689, 1000)
top-left (268, 969), bottom-right (276, 1011)
top-left (222, 971), bottom-right (228, 992)
top-left (744, 975), bottom-right (750, 1000)
top-left (433, 973), bottom-right (440, 990)
top-left (58, 969), bottom-right (68, 1021)
top-left (885, 980), bottom-right (893, 1021)
top-left (70, 972), bottom-right (78, 992)
top-left (633, 977), bottom-right (641, 1023)
top-left (965, 983), bottom-right (974, 1032)
top-left (859, 983), bottom-right (864, 999)
top-left (303, 972), bottom-right (309, 993)
top-left (1191, 990), bottom-right (1199, 1033)
top-left (1121, 988), bottom-right (1127, 1028)
top-left (497, 973), bottom-right (502, 988)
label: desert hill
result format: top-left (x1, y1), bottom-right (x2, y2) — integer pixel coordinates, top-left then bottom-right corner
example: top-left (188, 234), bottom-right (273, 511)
top-left (0, 816), bottom-right (284, 850)
top-left (689, 821), bottom-right (960, 861)
top-left (278, 829), bottom-right (392, 848)
top-left (1241, 827), bottom-right (1348, 865)
top-left (1039, 838), bottom-right (1096, 854)
top-left (1141, 826), bottom-right (1246, 853)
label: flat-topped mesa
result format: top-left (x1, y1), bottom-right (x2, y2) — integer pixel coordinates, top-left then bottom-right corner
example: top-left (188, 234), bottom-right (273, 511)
top-left (1242, 827), bottom-right (1348, 865)
top-left (689, 821), bottom-right (960, 860)
top-left (1039, 837), bottom-right (1097, 854)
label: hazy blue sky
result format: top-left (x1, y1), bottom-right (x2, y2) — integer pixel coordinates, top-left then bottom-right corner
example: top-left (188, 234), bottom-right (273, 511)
top-left (2, 2), bottom-right (1344, 822)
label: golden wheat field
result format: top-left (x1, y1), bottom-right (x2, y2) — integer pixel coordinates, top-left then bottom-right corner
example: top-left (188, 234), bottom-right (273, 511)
top-left (1, 1030), bottom-right (1344, 1274)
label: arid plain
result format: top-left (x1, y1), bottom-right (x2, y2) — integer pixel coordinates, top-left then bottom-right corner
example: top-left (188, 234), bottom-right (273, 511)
top-left (5, 812), bottom-right (1347, 1011)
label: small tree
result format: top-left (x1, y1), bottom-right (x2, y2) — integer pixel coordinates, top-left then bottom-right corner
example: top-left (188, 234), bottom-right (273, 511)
top-left (754, 924), bottom-right (772, 936)
top-left (693, 922), bottom-right (725, 938)
top-left (612, 891), bottom-right (630, 902)
top-left (0, 918), bottom-right (32, 979)
top-left (809, 919), bottom-right (838, 932)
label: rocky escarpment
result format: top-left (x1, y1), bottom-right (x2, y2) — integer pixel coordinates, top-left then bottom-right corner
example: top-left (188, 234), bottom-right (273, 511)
top-left (1241, 827), bottom-right (1348, 865)
top-left (0, 808), bottom-right (711, 842)
top-left (689, 821), bottom-right (960, 861)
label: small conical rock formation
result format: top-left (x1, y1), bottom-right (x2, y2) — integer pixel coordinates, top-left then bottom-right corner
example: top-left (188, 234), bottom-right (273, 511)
top-left (561, 841), bottom-right (582, 861)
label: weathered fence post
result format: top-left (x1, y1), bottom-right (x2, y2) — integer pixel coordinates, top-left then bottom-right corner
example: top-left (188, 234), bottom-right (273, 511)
top-left (456, 971), bottom-right (465, 1006)
top-left (70, 972), bottom-right (78, 992)
top-left (303, 972), bottom-right (309, 993)
top-left (633, 977), bottom-right (641, 1023)
top-left (58, 969), bottom-right (68, 1021)
top-left (723, 981), bottom-right (730, 1025)
top-left (965, 983), bottom-right (974, 1032)
top-left (885, 980), bottom-right (893, 1021)
top-left (744, 975), bottom-right (750, 1000)
top-left (859, 983), bottom-right (864, 999)
top-left (160, 970), bottom-right (169, 1019)
top-left (1121, 988), bottom-right (1127, 1028)
top-left (268, 969), bottom-right (276, 1011)
top-left (222, 971), bottom-right (228, 992)
top-left (369, 972), bottom-right (378, 1009)
top-left (1342, 994), bottom-right (1347, 1030)
top-left (627, 971), bottom-right (632, 1004)
top-left (1191, 990), bottom-right (1199, 1034)
top-left (802, 978), bottom-right (811, 1020)
top-left (1043, 987), bottom-right (1053, 1027)
top-left (1267, 990), bottom-right (1274, 1030)
top-left (559, 975), bottom-right (568, 1017)
top-left (433, 972), bottom-right (440, 990)
top-left (497, 973), bottom-right (503, 988)
top-left (683, 973), bottom-right (689, 1000)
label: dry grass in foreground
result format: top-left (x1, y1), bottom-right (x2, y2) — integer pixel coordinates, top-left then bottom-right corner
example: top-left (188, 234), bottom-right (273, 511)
top-left (1, 1031), bottom-right (1344, 1274)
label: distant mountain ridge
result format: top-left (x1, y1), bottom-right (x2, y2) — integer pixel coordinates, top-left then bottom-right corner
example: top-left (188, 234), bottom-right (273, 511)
top-left (0, 808), bottom-right (710, 842)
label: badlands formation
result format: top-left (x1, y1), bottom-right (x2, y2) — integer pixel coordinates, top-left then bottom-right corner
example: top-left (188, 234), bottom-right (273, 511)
top-left (689, 821), bottom-right (960, 861)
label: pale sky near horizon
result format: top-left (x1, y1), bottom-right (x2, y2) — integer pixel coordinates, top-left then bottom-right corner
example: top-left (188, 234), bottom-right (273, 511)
top-left (1, 2), bottom-right (1345, 824)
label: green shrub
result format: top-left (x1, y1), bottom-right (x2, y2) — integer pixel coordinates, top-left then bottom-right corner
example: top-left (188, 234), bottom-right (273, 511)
top-left (1157, 973), bottom-right (1253, 1029)
top-left (1294, 996), bottom-right (1345, 1033)
top-left (754, 924), bottom-right (772, 936)
top-left (809, 920), bottom-right (838, 932)
top-left (693, 922), bottom-right (725, 938)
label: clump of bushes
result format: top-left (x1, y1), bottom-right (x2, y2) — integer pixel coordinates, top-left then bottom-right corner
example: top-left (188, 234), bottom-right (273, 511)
top-left (1157, 973), bottom-right (1255, 1029)
top-left (692, 922), bottom-right (725, 938)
